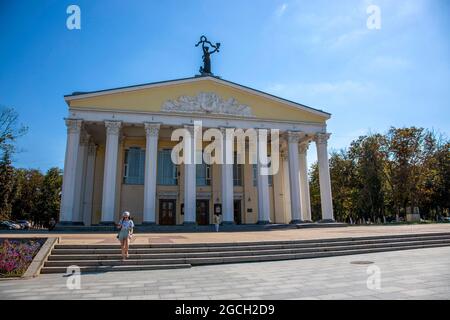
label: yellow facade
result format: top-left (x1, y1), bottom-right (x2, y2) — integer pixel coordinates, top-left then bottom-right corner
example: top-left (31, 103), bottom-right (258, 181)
top-left (64, 76), bottom-right (331, 226)
top-left (90, 139), bottom-right (289, 225)
top-left (68, 77), bottom-right (328, 124)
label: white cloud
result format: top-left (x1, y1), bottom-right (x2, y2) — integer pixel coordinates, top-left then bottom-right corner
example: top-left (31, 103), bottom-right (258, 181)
top-left (329, 29), bottom-right (369, 49)
top-left (267, 80), bottom-right (374, 97)
top-left (265, 80), bottom-right (380, 112)
top-left (370, 56), bottom-right (411, 70)
top-left (275, 3), bottom-right (288, 18)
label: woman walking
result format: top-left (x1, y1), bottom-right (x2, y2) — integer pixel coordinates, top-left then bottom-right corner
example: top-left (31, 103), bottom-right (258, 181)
top-left (214, 214), bottom-right (221, 232)
top-left (117, 211), bottom-right (134, 260)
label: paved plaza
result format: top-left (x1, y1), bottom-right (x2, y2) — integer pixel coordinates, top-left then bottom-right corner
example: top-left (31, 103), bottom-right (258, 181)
top-left (1, 246), bottom-right (449, 300)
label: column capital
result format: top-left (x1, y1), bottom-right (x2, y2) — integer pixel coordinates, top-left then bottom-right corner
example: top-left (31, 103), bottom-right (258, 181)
top-left (65, 119), bottom-right (83, 134)
top-left (105, 121), bottom-right (122, 135)
top-left (287, 131), bottom-right (305, 144)
top-left (219, 126), bottom-right (236, 133)
top-left (183, 124), bottom-right (195, 135)
top-left (315, 132), bottom-right (331, 145)
top-left (87, 143), bottom-right (97, 156)
top-left (80, 132), bottom-right (91, 145)
top-left (144, 123), bottom-right (161, 137)
top-left (298, 142), bottom-right (309, 154)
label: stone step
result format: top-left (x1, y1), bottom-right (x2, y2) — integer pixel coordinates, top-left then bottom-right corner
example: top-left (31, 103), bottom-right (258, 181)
top-left (47, 238), bottom-right (450, 261)
top-left (55, 233), bottom-right (450, 249)
top-left (41, 242), bottom-right (450, 272)
top-left (41, 233), bottom-right (450, 274)
top-left (52, 235), bottom-right (450, 255)
top-left (40, 263), bottom-right (191, 274)
top-left (54, 232), bottom-right (450, 250)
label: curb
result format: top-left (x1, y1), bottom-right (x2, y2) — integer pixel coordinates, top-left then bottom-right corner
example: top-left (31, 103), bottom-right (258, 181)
top-left (22, 237), bottom-right (60, 279)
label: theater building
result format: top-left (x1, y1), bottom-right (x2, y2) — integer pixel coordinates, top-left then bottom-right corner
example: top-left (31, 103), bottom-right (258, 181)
top-left (59, 75), bottom-right (334, 226)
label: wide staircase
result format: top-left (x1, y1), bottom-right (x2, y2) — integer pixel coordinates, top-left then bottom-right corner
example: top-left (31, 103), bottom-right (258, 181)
top-left (41, 232), bottom-right (450, 274)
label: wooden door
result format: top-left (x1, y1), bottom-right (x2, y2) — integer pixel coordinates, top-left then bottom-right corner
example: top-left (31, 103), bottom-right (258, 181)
top-left (159, 200), bottom-right (176, 225)
top-left (196, 200), bottom-right (209, 225)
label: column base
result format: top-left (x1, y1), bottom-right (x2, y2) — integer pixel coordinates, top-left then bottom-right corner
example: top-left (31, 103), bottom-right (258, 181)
top-left (222, 221), bottom-right (235, 225)
top-left (142, 222), bottom-right (156, 226)
top-left (57, 221), bottom-right (83, 226)
top-left (183, 222), bottom-right (197, 226)
top-left (99, 221), bottom-right (115, 226)
top-left (257, 220), bottom-right (271, 225)
top-left (290, 219), bottom-right (303, 224)
top-left (318, 219), bottom-right (336, 224)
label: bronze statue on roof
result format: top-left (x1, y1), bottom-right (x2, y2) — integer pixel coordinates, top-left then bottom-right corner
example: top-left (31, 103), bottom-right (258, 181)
top-left (195, 35), bottom-right (220, 75)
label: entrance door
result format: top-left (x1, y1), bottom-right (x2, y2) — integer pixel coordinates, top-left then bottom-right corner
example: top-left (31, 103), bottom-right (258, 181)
top-left (196, 200), bottom-right (209, 225)
top-left (159, 200), bottom-right (176, 225)
top-left (234, 200), bottom-right (242, 224)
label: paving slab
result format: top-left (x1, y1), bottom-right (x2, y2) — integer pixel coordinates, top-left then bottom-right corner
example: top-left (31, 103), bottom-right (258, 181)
top-left (1, 246), bottom-right (449, 300)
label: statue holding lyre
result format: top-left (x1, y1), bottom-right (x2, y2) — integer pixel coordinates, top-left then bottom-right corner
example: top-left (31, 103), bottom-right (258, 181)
top-left (195, 35), bottom-right (221, 75)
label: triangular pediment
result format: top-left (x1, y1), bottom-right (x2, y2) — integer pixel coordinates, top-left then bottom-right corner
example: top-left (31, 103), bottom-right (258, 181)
top-left (65, 76), bottom-right (330, 123)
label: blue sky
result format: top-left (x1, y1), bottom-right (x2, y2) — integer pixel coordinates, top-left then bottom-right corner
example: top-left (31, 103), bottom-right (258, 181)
top-left (1, 0), bottom-right (449, 170)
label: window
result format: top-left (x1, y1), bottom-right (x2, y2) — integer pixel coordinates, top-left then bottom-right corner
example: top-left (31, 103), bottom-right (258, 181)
top-left (157, 149), bottom-right (178, 185)
top-left (233, 153), bottom-right (243, 186)
top-left (123, 147), bottom-right (145, 185)
top-left (253, 164), bottom-right (273, 187)
top-left (196, 161), bottom-right (211, 186)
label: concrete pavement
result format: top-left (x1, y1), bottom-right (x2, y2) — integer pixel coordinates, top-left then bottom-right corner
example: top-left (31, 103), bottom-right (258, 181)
top-left (1, 246), bottom-right (449, 300)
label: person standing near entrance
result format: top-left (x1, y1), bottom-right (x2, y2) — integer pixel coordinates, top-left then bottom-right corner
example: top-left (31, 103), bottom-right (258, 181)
top-left (117, 211), bottom-right (134, 260)
top-left (214, 214), bottom-right (221, 232)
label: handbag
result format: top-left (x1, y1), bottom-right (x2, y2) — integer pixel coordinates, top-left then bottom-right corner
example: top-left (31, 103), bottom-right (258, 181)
top-left (116, 220), bottom-right (122, 239)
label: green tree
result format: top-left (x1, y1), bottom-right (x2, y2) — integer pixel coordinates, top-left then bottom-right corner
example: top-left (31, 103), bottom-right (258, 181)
top-left (0, 152), bottom-right (14, 220)
top-left (309, 162), bottom-right (322, 222)
top-left (418, 136), bottom-right (450, 218)
top-left (0, 107), bottom-right (27, 156)
top-left (384, 127), bottom-right (433, 218)
top-left (434, 142), bottom-right (450, 215)
top-left (308, 127), bottom-right (449, 223)
top-left (37, 167), bottom-right (63, 224)
top-left (10, 169), bottom-right (44, 223)
top-left (328, 150), bottom-right (358, 223)
top-left (349, 134), bottom-right (387, 222)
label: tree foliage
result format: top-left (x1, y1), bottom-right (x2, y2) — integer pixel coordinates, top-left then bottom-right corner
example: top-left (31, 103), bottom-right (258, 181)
top-left (0, 107), bottom-right (61, 224)
top-left (310, 127), bottom-right (450, 222)
top-left (0, 107), bottom-right (27, 157)
top-left (9, 168), bottom-right (62, 224)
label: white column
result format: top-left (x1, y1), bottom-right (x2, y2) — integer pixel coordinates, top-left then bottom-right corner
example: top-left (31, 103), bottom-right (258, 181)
top-left (60, 119), bottom-right (83, 224)
top-left (299, 142), bottom-right (312, 221)
top-left (101, 121), bottom-right (121, 224)
top-left (82, 142), bottom-right (97, 226)
top-left (183, 125), bottom-right (196, 224)
top-left (143, 123), bottom-right (160, 224)
top-left (287, 131), bottom-right (303, 223)
top-left (315, 133), bottom-right (334, 222)
top-left (256, 130), bottom-right (270, 224)
top-left (73, 132), bottom-right (89, 224)
top-left (221, 127), bottom-right (234, 224)
top-left (281, 151), bottom-right (291, 222)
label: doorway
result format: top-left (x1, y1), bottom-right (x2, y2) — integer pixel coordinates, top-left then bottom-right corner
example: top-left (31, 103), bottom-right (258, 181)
top-left (196, 200), bottom-right (210, 225)
top-left (234, 200), bottom-right (242, 224)
top-left (159, 199), bottom-right (176, 225)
